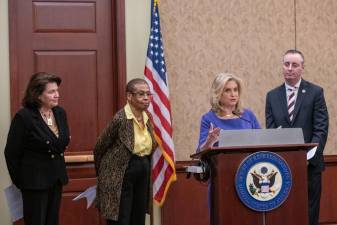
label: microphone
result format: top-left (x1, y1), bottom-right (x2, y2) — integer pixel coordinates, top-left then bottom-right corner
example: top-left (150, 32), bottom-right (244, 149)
top-left (232, 111), bottom-right (252, 125)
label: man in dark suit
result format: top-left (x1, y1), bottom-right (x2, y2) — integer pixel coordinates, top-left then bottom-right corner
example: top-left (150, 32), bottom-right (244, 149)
top-left (265, 49), bottom-right (329, 225)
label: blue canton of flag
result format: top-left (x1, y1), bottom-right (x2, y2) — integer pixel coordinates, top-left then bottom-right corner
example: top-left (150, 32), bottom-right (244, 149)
top-left (147, 4), bottom-right (167, 84)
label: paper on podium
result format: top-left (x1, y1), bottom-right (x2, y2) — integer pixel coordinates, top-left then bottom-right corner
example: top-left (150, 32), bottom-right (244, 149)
top-left (4, 184), bottom-right (23, 222)
top-left (186, 166), bottom-right (203, 173)
top-left (73, 185), bottom-right (97, 209)
top-left (307, 147), bottom-right (317, 160)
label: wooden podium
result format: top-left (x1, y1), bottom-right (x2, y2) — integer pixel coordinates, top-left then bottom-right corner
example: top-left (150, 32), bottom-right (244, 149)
top-left (191, 143), bottom-right (317, 225)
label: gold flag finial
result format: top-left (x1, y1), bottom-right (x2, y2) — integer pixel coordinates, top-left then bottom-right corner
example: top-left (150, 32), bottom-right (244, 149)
top-left (154, 0), bottom-right (158, 9)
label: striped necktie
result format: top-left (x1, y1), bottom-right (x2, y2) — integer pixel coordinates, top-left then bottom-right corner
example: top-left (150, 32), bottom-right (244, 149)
top-left (287, 88), bottom-right (296, 121)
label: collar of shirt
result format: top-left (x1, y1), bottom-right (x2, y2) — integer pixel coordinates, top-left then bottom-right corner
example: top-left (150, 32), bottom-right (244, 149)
top-left (285, 79), bottom-right (301, 93)
top-left (124, 103), bottom-right (149, 124)
top-left (285, 79), bottom-right (301, 105)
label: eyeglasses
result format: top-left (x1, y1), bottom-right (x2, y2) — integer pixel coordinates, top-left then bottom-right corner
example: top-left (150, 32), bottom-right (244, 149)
top-left (131, 91), bottom-right (153, 98)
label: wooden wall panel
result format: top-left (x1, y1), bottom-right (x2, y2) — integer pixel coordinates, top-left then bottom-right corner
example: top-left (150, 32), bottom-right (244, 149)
top-left (60, 163), bottom-right (105, 225)
top-left (33, 2), bottom-right (96, 32)
top-left (162, 161), bottom-right (209, 225)
top-left (9, 0), bottom-right (127, 155)
top-left (163, 156), bottom-right (337, 225)
top-left (9, 0), bottom-right (126, 224)
top-left (35, 51), bottom-right (98, 153)
top-left (319, 156), bottom-right (337, 224)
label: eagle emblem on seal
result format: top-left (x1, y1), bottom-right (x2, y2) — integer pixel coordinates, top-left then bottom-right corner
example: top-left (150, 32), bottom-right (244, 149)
top-left (236, 151), bottom-right (292, 211)
top-left (250, 166), bottom-right (278, 195)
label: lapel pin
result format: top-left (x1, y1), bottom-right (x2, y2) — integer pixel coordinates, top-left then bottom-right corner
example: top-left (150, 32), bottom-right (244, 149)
top-left (302, 89), bottom-right (306, 93)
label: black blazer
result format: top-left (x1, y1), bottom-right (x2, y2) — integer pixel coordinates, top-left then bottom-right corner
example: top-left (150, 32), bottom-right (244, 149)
top-left (265, 79), bottom-right (329, 172)
top-left (5, 106), bottom-right (70, 190)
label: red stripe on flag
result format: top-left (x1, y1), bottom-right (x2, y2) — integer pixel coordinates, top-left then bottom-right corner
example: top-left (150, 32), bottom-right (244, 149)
top-left (153, 126), bottom-right (174, 160)
top-left (152, 154), bottom-right (164, 181)
top-left (151, 100), bottom-right (173, 136)
top-left (145, 66), bottom-right (172, 113)
top-left (154, 166), bottom-right (173, 201)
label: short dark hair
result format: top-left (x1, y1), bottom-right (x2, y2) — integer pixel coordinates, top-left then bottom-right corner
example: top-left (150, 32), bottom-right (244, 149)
top-left (22, 72), bottom-right (62, 108)
top-left (126, 78), bottom-right (148, 93)
top-left (284, 49), bottom-right (305, 63)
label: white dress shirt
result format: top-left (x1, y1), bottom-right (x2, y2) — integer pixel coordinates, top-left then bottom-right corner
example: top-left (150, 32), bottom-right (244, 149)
top-left (285, 79), bottom-right (301, 105)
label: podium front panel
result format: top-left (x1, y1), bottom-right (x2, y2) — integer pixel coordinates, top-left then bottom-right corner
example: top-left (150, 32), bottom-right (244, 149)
top-left (211, 150), bottom-right (308, 225)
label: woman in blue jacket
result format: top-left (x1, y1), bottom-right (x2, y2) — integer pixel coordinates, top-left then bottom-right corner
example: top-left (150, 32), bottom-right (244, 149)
top-left (197, 73), bottom-right (260, 152)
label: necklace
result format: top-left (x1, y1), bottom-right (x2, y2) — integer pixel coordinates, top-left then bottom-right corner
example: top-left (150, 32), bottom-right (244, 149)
top-left (40, 110), bottom-right (53, 126)
top-left (217, 111), bottom-right (235, 119)
top-left (219, 113), bottom-right (234, 118)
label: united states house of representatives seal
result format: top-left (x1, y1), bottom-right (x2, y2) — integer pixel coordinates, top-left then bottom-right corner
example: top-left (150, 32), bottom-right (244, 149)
top-left (235, 151), bottom-right (292, 211)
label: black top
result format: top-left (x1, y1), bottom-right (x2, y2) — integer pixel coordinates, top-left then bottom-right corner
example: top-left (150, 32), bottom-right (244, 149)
top-left (5, 106), bottom-right (70, 190)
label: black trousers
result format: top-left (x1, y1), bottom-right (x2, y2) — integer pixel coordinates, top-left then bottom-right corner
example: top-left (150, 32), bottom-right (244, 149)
top-left (308, 168), bottom-right (322, 225)
top-left (107, 155), bottom-right (150, 225)
top-left (21, 183), bottom-right (63, 225)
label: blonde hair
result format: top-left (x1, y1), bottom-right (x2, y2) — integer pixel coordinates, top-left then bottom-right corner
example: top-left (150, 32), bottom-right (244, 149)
top-left (210, 73), bottom-right (244, 114)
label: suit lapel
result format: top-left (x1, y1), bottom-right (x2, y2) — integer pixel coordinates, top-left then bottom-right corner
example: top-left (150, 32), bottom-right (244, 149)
top-left (53, 107), bottom-right (64, 139)
top-left (33, 108), bottom-right (58, 141)
top-left (291, 80), bottom-right (307, 124)
top-left (277, 85), bottom-right (291, 125)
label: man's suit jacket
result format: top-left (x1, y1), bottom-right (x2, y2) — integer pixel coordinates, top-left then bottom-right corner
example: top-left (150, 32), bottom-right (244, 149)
top-left (5, 106), bottom-right (70, 190)
top-left (265, 79), bottom-right (329, 172)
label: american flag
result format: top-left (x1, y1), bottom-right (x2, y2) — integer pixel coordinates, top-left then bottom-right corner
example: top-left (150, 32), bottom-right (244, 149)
top-left (144, 0), bottom-right (176, 205)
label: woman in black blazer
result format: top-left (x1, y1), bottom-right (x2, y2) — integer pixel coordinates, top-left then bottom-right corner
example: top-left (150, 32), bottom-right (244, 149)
top-left (5, 72), bottom-right (70, 225)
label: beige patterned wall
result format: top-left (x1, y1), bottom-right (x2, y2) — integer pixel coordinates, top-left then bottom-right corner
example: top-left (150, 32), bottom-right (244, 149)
top-left (159, 0), bottom-right (337, 160)
top-left (296, 0), bottom-right (337, 155)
